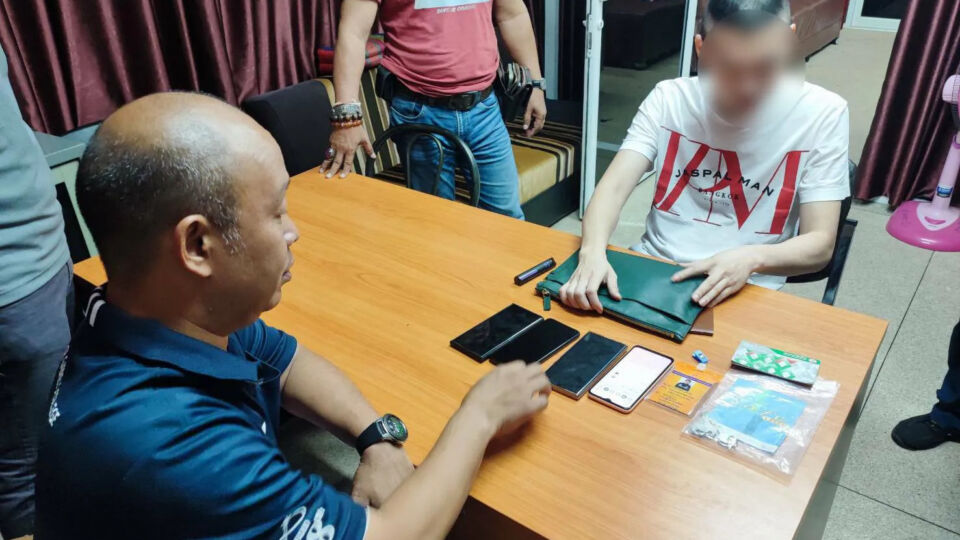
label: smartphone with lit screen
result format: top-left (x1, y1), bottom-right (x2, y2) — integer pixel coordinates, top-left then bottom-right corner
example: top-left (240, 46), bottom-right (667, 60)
top-left (588, 345), bottom-right (673, 413)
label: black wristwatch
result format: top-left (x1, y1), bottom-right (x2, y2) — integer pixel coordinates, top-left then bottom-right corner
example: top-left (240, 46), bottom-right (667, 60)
top-left (356, 414), bottom-right (408, 454)
top-left (531, 78), bottom-right (547, 90)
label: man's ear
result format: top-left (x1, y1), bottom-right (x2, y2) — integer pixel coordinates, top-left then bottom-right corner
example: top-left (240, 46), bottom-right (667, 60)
top-left (694, 34), bottom-right (704, 59)
top-left (175, 215), bottom-right (215, 278)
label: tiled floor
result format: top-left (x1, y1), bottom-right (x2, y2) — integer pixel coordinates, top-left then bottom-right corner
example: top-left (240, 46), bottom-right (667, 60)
top-left (554, 28), bottom-right (960, 539)
top-left (598, 55), bottom-right (680, 148)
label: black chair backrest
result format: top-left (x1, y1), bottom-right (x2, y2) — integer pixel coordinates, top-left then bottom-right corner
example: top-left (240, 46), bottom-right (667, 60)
top-left (242, 80), bottom-right (333, 176)
top-left (55, 182), bottom-right (91, 263)
top-left (840, 159), bottom-right (855, 224)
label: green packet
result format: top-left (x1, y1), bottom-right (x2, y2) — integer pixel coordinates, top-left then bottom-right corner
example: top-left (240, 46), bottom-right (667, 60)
top-left (731, 340), bottom-right (821, 386)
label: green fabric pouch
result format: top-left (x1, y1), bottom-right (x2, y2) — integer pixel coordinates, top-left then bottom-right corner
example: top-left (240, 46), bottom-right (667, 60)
top-left (535, 249), bottom-right (706, 342)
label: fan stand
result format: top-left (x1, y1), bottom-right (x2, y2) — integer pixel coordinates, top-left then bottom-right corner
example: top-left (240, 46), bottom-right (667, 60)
top-left (886, 78), bottom-right (960, 252)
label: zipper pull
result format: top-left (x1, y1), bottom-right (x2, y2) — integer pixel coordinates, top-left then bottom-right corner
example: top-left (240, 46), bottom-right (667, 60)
top-left (542, 291), bottom-right (551, 311)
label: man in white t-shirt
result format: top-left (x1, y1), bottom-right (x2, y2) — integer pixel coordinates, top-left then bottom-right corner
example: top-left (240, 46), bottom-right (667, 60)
top-left (560, 0), bottom-right (849, 311)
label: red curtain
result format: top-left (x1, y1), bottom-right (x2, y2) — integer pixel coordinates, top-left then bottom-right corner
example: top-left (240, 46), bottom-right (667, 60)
top-left (0, 0), bottom-right (339, 134)
top-left (856, 0), bottom-right (960, 206)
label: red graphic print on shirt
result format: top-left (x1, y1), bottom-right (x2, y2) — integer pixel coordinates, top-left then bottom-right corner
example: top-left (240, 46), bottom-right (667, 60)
top-left (653, 128), bottom-right (808, 236)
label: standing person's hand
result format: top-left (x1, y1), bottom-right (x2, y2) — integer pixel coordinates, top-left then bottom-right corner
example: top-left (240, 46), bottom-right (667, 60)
top-left (558, 250), bottom-right (622, 313)
top-left (351, 443), bottom-right (415, 508)
top-left (460, 361), bottom-right (550, 438)
top-left (523, 88), bottom-right (547, 137)
top-left (320, 125), bottom-right (375, 179)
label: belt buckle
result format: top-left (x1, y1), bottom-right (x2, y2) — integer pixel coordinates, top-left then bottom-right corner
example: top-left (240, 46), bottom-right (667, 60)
top-left (454, 92), bottom-right (478, 111)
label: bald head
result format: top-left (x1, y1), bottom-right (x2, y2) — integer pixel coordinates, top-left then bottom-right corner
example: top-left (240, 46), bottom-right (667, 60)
top-left (77, 92), bottom-right (280, 279)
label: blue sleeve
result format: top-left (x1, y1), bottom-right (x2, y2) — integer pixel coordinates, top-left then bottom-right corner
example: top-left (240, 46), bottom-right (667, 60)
top-left (235, 319), bottom-right (299, 374)
top-left (124, 399), bottom-right (368, 539)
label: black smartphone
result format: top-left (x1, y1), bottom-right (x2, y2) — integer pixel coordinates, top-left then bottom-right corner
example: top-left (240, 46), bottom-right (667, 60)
top-left (450, 304), bottom-right (542, 361)
top-left (489, 319), bottom-right (580, 365)
top-left (546, 332), bottom-right (627, 399)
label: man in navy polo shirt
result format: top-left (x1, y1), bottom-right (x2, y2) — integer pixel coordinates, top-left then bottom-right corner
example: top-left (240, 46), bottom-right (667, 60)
top-left (35, 92), bottom-right (550, 539)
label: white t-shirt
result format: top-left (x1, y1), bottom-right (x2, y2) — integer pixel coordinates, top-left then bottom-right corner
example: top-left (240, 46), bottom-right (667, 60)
top-left (621, 76), bottom-right (850, 289)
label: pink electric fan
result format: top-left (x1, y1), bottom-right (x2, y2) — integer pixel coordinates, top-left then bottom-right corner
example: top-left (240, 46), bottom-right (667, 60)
top-left (886, 74), bottom-right (960, 251)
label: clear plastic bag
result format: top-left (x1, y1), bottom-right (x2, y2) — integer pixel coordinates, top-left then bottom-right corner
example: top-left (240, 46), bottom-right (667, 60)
top-left (682, 371), bottom-right (838, 476)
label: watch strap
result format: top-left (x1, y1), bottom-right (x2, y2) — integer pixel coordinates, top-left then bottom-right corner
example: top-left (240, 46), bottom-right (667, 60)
top-left (355, 420), bottom-right (385, 454)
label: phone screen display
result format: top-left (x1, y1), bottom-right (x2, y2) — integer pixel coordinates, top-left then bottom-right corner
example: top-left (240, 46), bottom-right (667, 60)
top-left (489, 319), bottom-right (580, 365)
top-left (546, 332), bottom-right (626, 399)
top-left (590, 346), bottom-right (673, 410)
top-left (451, 304), bottom-right (542, 361)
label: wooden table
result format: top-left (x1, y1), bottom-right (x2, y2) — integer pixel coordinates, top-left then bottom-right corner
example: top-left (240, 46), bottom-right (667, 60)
top-left (74, 172), bottom-right (887, 540)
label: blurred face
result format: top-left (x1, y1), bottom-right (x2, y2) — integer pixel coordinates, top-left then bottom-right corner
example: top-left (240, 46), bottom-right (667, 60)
top-left (207, 138), bottom-right (300, 326)
top-left (696, 20), bottom-right (798, 120)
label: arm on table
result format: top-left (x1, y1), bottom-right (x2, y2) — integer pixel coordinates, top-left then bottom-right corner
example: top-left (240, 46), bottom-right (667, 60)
top-left (672, 200), bottom-right (842, 307)
top-left (281, 345), bottom-right (414, 507)
top-left (559, 150), bottom-right (653, 313)
top-left (495, 0), bottom-right (546, 136)
top-left (322, 0), bottom-right (379, 178)
top-left (365, 362), bottom-right (550, 540)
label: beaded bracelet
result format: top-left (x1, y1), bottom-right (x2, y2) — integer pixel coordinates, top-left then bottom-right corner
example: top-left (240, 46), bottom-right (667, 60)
top-left (332, 119), bottom-right (363, 129)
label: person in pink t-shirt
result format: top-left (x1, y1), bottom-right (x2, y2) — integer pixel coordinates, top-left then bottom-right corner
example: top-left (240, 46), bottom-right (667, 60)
top-left (322, 0), bottom-right (546, 220)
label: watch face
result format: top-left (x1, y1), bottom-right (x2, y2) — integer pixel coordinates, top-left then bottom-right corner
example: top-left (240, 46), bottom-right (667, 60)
top-left (382, 414), bottom-right (408, 442)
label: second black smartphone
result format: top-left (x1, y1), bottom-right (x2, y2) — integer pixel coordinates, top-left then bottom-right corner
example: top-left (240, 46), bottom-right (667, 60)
top-left (546, 332), bottom-right (627, 399)
top-left (489, 319), bottom-right (579, 365)
top-left (450, 304), bottom-right (542, 361)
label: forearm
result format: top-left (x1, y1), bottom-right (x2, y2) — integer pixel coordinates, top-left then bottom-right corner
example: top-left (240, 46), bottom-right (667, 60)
top-left (366, 407), bottom-right (493, 540)
top-left (580, 187), bottom-right (624, 257)
top-left (581, 151), bottom-right (651, 256)
top-left (282, 348), bottom-right (379, 441)
top-left (497, 13), bottom-right (542, 79)
top-left (333, 17), bottom-right (372, 103)
top-left (742, 231), bottom-right (835, 277)
top-left (744, 200), bottom-right (841, 277)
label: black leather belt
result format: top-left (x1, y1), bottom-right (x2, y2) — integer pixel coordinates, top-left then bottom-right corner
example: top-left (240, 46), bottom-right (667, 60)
top-left (393, 82), bottom-right (494, 112)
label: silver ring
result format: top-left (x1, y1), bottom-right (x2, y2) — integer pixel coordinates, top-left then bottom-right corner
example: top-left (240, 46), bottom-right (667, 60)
top-left (325, 147), bottom-right (336, 160)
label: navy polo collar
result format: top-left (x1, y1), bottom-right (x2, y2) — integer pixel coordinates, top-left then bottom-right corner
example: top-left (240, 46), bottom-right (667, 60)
top-left (84, 290), bottom-right (276, 383)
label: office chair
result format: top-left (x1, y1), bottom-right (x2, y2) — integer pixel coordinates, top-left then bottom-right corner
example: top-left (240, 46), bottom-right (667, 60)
top-left (242, 80), bottom-right (334, 176)
top-left (369, 124), bottom-right (482, 207)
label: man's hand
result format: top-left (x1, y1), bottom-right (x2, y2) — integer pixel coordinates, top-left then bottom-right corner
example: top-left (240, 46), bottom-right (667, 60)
top-left (320, 125), bottom-right (374, 179)
top-left (352, 443), bottom-right (415, 507)
top-left (671, 245), bottom-right (763, 308)
top-left (558, 250), bottom-right (622, 313)
top-left (523, 88), bottom-right (547, 137)
top-left (461, 361), bottom-right (550, 438)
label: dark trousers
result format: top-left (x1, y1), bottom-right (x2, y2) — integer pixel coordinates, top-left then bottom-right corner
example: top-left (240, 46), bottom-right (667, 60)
top-left (0, 264), bottom-right (73, 539)
top-left (931, 319), bottom-right (960, 430)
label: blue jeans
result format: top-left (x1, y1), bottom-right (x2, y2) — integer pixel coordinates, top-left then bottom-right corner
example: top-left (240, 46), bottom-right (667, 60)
top-left (0, 263), bottom-right (73, 538)
top-left (931, 319), bottom-right (960, 430)
top-left (388, 93), bottom-right (524, 219)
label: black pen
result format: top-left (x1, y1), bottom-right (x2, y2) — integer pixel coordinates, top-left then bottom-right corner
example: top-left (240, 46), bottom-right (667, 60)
top-left (514, 257), bottom-right (556, 286)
